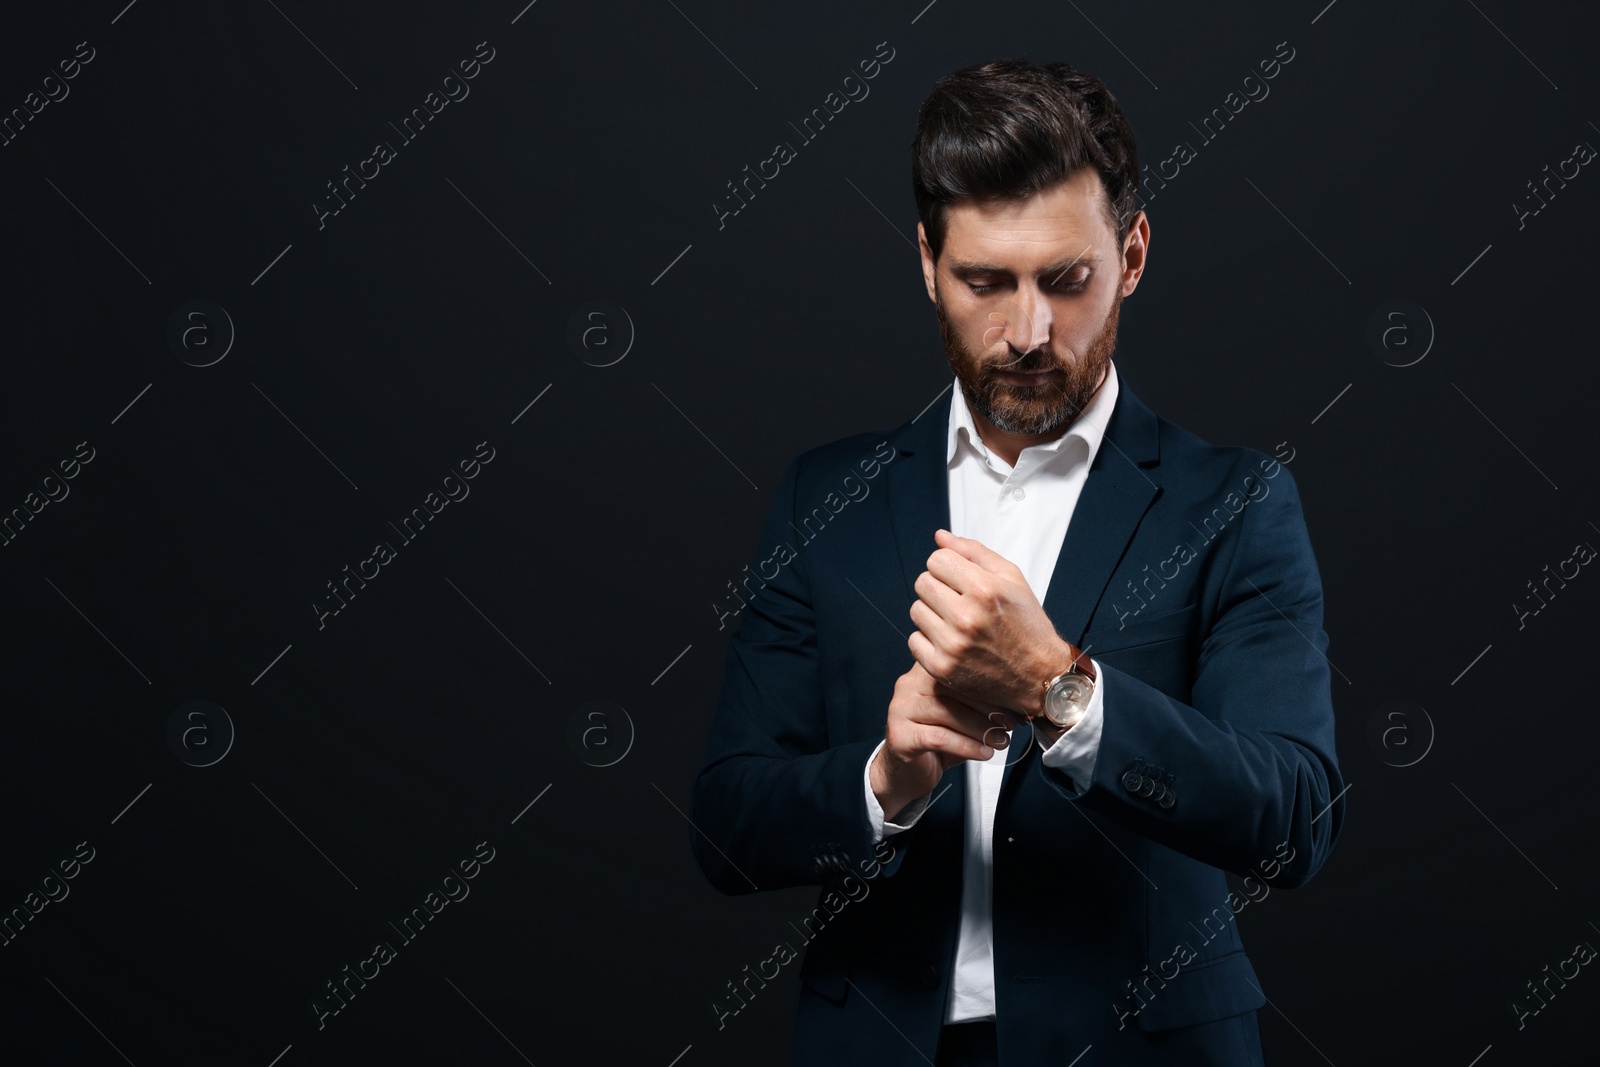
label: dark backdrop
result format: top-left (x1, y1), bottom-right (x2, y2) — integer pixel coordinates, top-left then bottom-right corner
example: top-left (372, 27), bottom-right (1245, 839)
top-left (2, 1), bottom-right (1596, 1064)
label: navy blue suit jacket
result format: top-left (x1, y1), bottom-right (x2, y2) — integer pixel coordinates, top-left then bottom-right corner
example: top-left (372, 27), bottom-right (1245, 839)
top-left (689, 372), bottom-right (1345, 1066)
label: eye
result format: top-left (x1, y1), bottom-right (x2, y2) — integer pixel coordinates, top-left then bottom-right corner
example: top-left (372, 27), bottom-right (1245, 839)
top-left (966, 275), bottom-right (1089, 296)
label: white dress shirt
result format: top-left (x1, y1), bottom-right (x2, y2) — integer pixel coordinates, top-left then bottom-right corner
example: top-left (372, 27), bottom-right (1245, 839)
top-left (861, 358), bottom-right (1118, 1023)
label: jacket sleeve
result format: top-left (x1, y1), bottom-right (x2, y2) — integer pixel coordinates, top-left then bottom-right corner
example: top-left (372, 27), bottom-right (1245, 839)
top-left (1037, 462), bottom-right (1346, 888)
top-left (689, 452), bottom-right (913, 894)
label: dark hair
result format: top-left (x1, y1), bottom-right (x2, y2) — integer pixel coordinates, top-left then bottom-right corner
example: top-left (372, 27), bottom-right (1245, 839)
top-left (911, 58), bottom-right (1140, 263)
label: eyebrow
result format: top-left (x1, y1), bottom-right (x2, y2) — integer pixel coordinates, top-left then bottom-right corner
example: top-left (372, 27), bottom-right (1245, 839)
top-left (945, 253), bottom-right (1102, 282)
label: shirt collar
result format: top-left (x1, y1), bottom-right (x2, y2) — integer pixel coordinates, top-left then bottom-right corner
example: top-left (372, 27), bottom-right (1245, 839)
top-left (946, 358), bottom-right (1121, 471)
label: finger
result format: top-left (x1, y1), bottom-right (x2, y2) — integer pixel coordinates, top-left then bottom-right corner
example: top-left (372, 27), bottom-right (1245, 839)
top-left (912, 567), bottom-right (963, 622)
top-left (902, 661), bottom-right (1020, 753)
top-left (908, 624), bottom-right (968, 686)
top-left (907, 629), bottom-right (937, 680)
top-left (906, 639), bottom-right (1023, 729)
top-left (934, 528), bottom-right (1016, 578)
top-left (967, 704), bottom-right (1027, 746)
top-left (931, 681), bottom-right (1025, 730)
top-left (926, 670), bottom-right (1005, 710)
top-left (908, 598), bottom-right (964, 659)
top-left (925, 542), bottom-right (985, 597)
top-left (897, 720), bottom-right (997, 762)
top-left (917, 691), bottom-right (1018, 750)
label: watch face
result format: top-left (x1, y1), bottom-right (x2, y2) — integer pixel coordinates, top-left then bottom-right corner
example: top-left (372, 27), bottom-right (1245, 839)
top-left (1045, 673), bottom-right (1093, 728)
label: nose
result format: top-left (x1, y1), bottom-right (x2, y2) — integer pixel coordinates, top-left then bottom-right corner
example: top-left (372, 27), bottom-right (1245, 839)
top-left (1008, 283), bottom-right (1053, 358)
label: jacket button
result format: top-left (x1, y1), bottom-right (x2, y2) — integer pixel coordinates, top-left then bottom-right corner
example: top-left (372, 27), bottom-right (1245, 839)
top-left (920, 963), bottom-right (940, 989)
top-left (1121, 769), bottom-right (1143, 792)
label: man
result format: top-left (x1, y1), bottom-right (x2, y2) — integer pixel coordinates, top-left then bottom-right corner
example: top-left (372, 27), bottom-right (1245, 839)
top-left (689, 58), bottom-right (1344, 1067)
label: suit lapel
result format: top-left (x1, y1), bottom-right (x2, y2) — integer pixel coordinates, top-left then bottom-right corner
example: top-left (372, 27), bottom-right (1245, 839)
top-left (884, 384), bottom-right (952, 612)
top-left (882, 371), bottom-right (1166, 806)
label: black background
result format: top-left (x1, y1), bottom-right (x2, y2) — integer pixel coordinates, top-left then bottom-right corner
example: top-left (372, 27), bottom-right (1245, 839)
top-left (2, 1), bottom-right (1597, 1064)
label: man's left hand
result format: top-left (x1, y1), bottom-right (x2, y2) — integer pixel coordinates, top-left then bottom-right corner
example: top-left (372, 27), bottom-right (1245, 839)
top-left (908, 528), bottom-right (1082, 722)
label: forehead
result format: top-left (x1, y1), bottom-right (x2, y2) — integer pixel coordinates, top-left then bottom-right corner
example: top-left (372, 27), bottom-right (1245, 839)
top-left (940, 168), bottom-right (1110, 267)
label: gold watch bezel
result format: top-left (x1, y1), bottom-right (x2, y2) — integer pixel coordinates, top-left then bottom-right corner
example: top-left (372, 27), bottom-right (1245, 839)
top-left (1040, 657), bottom-right (1095, 729)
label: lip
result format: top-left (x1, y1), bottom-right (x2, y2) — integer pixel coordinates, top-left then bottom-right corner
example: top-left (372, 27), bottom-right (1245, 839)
top-left (1000, 370), bottom-right (1053, 385)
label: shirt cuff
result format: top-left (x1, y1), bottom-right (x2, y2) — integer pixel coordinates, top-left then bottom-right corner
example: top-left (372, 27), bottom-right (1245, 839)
top-left (1037, 657), bottom-right (1105, 796)
top-left (864, 738), bottom-right (935, 843)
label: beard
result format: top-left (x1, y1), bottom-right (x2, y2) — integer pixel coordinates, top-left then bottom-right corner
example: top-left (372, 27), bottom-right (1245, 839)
top-left (936, 281), bottom-right (1122, 437)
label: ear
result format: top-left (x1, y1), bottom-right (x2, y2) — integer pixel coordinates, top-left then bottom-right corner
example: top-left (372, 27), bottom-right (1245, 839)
top-left (1119, 209), bottom-right (1151, 298)
top-left (917, 222), bottom-right (938, 304)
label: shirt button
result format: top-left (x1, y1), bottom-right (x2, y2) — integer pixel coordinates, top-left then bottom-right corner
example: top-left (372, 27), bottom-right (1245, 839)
top-left (1011, 487), bottom-right (1025, 500)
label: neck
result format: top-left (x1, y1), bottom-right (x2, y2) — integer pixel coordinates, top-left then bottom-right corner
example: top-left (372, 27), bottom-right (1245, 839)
top-left (972, 364), bottom-right (1108, 468)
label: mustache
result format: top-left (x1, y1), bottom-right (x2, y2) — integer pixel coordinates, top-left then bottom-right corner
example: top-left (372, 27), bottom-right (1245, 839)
top-left (990, 357), bottom-right (1061, 374)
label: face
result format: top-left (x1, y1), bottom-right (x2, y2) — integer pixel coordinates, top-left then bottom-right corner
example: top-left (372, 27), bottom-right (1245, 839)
top-left (920, 167), bottom-right (1149, 440)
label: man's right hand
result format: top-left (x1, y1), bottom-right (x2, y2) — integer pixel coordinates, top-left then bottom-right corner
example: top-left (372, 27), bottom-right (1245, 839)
top-left (870, 661), bottom-right (1025, 822)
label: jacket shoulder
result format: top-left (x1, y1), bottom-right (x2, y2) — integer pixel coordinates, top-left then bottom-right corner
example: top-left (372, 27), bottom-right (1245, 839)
top-left (1150, 413), bottom-right (1300, 497)
top-left (785, 431), bottom-right (901, 496)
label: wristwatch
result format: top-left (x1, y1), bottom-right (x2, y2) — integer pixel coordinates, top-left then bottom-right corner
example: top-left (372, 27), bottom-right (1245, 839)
top-left (1037, 647), bottom-right (1097, 732)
